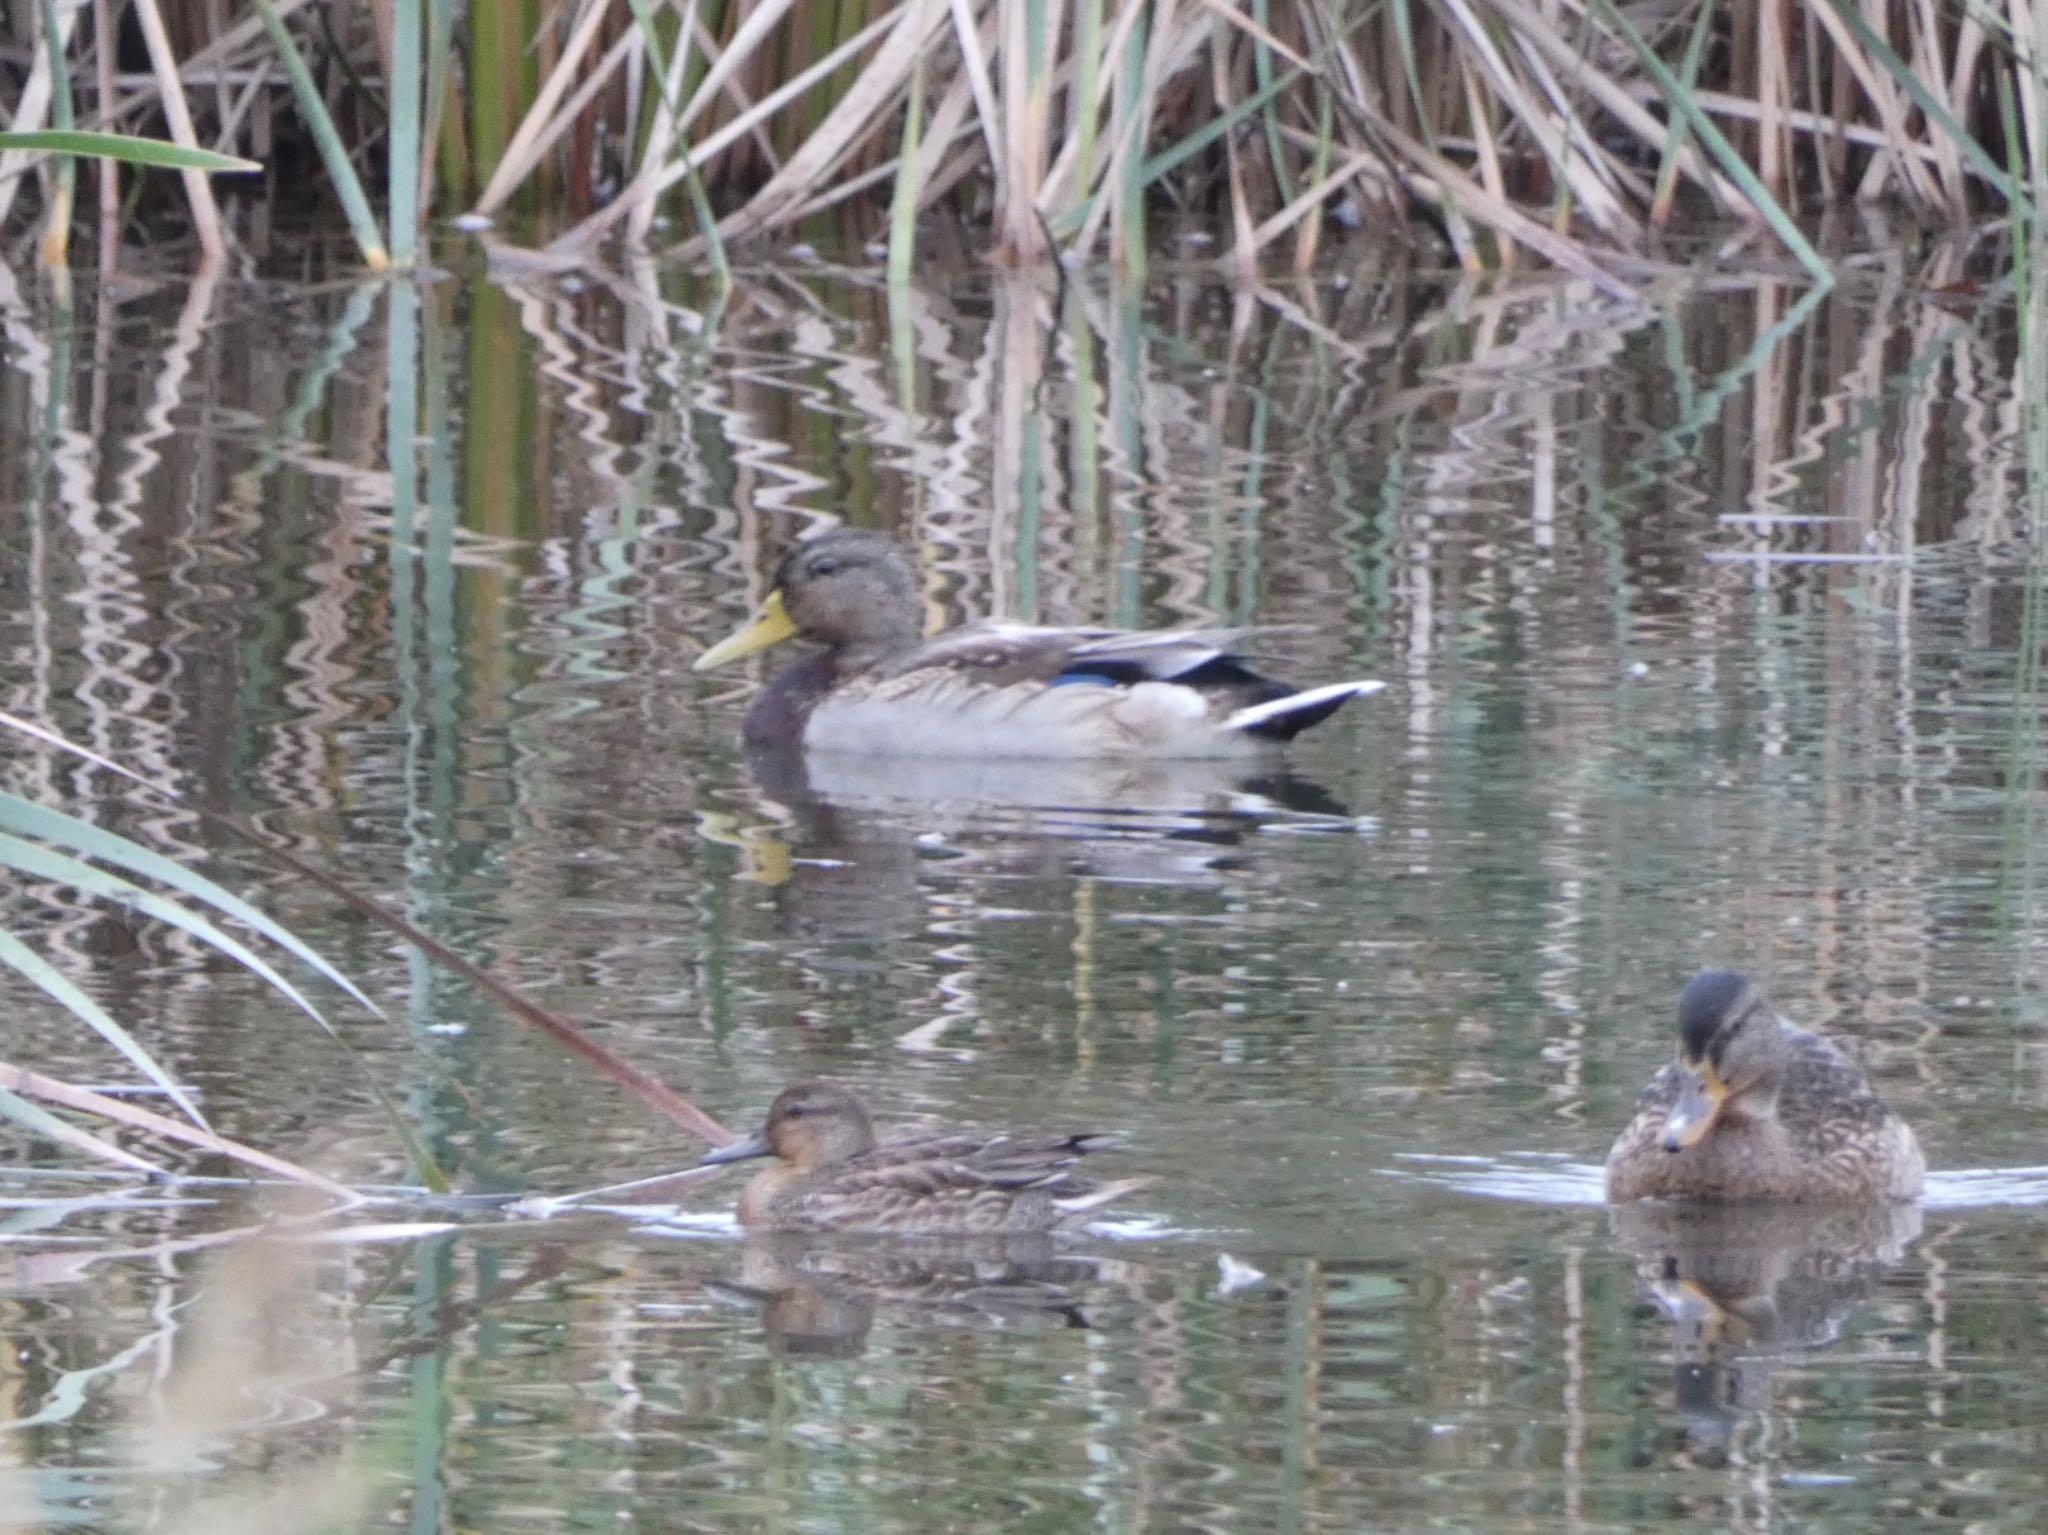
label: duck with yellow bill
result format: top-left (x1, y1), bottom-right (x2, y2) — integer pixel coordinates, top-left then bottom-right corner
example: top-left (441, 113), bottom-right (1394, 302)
top-left (1605, 970), bottom-right (1924, 1204)
top-left (694, 530), bottom-right (1383, 759)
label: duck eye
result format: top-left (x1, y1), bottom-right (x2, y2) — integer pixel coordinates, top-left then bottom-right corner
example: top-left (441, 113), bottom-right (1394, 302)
top-left (807, 559), bottom-right (840, 579)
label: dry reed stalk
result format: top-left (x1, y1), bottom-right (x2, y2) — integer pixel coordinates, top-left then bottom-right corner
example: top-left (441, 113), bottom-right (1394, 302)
top-left (1814, 0), bottom-right (1934, 203)
top-left (546, 0), bottom-right (828, 249)
top-left (949, 0), bottom-right (1009, 207)
top-left (1459, 60), bottom-right (1506, 264)
top-left (130, 0), bottom-right (227, 260)
top-left (712, 0), bottom-right (950, 238)
top-left (0, 1061), bottom-right (358, 1195)
top-left (95, 0), bottom-right (118, 265)
top-left (995, 0), bottom-right (1057, 263)
top-left (1212, 16), bottom-right (1259, 281)
top-left (1492, 0), bottom-right (1735, 214)
top-left (474, 0), bottom-right (616, 213)
top-left (1757, 0), bottom-right (1787, 203)
top-left (1909, 0), bottom-right (1966, 208)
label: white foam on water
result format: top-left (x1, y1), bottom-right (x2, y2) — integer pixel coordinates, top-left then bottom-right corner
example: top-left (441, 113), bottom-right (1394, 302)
top-left (1389, 1155), bottom-right (2048, 1211)
top-left (1387, 1153), bottom-right (1609, 1206)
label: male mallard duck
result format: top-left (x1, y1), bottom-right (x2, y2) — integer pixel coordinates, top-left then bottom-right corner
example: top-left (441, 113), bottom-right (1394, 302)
top-left (697, 1080), bottom-right (1151, 1233)
top-left (1605, 970), bottom-right (1924, 1204)
top-left (693, 530), bottom-right (1384, 758)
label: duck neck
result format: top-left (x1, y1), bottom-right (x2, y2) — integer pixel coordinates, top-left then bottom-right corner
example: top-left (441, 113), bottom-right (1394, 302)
top-left (829, 622), bottom-right (920, 676)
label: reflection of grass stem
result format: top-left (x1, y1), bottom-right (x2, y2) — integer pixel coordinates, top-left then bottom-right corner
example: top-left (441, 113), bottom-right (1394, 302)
top-left (1999, 75), bottom-right (2044, 964)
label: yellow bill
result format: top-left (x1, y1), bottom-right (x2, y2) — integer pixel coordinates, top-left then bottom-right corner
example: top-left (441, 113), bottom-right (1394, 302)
top-left (1660, 1061), bottom-right (1728, 1151)
top-left (694, 590), bottom-right (799, 671)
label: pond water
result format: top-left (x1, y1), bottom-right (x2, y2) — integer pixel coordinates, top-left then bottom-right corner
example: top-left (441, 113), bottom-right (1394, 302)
top-left (4, 237), bottom-right (2048, 1532)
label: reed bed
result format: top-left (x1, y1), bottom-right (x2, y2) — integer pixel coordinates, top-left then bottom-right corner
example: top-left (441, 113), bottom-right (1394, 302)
top-left (1, 0), bottom-right (2044, 276)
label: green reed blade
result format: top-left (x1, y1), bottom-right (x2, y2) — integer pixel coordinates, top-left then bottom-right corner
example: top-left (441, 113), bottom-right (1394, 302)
top-left (0, 791), bottom-right (380, 1017)
top-left (251, 0), bottom-right (389, 269)
top-left (0, 929), bottom-right (206, 1130)
top-left (1588, 0), bottom-right (1829, 282)
top-left (390, 0), bottom-right (422, 264)
top-left (0, 129), bottom-right (260, 173)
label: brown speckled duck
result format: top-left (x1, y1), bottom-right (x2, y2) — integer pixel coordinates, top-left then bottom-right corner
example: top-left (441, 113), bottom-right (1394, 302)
top-left (1605, 970), bottom-right (1924, 1204)
top-left (698, 1080), bottom-right (1152, 1234)
top-left (692, 530), bottom-right (1383, 758)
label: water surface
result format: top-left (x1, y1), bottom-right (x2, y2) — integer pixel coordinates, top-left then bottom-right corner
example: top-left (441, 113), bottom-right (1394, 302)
top-left (3, 245), bottom-right (2048, 1531)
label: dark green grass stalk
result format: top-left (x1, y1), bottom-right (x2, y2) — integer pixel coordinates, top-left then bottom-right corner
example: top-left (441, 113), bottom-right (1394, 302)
top-left (468, 0), bottom-right (539, 202)
top-left (253, 0), bottom-right (388, 267)
top-left (1251, 0), bottom-right (1299, 208)
top-left (1648, 0), bottom-right (1716, 229)
top-left (887, 52), bottom-right (926, 290)
top-left (1111, 0), bottom-right (1152, 280)
top-left (391, 0), bottom-right (422, 264)
top-left (35, 0), bottom-right (74, 267)
top-left (1589, 0), bottom-right (1828, 283)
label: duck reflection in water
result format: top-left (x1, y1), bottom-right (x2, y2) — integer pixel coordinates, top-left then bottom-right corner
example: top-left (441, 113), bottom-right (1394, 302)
top-left (737, 732), bottom-right (1369, 932)
top-left (1605, 970), bottom-right (1926, 1448)
top-left (711, 1233), bottom-right (1143, 1361)
top-left (694, 529), bottom-right (1378, 907)
top-left (1610, 1201), bottom-right (1922, 1446)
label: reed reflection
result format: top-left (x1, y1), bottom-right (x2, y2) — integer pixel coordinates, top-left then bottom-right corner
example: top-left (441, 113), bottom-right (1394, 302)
top-left (714, 1233), bottom-right (1144, 1360)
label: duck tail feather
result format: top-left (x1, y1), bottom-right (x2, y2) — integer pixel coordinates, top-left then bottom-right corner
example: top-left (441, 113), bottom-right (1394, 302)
top-left (1225, 679), bottom-right (1386, 740)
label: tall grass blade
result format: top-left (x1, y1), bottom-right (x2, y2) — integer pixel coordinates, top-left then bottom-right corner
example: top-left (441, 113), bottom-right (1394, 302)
top-left (1589, 0), bottom-right (1829, 282)
top-left (474, 0), bottom-right (619, 215)
top-left (0, 0), bottom-right (75, 230)
top-left (0, 1083), bottom-right (168, 1176)
top-left (0, 930), bottom-right (206, 1128)
top-left (0, 790), bottom-right (380, 1016)
top-left (0, 1063), bottom-right (357, 1194)
top-left (0, 833), bottom-right (347, 1041)
top-left (251, 0), bottom-right (390, 269)
top-left (390, 0), bottom-right (422, 265)
top-left (888, 53), bottom-right (928, 287)
top-left (34, 0), bottom-right (75, 269)
top-left (1109, 0), bottom-right (1152, 279)
top-left (0, 130), bottom-right (262, 173)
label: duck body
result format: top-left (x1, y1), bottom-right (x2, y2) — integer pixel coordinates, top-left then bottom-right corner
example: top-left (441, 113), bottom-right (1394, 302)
top-left (694, 530), bottom-right (1382, 760)
top-left (1605, 970), bottom-right (1924, 1205)
top-left (700, 1081), bottom-right (1149, 1234)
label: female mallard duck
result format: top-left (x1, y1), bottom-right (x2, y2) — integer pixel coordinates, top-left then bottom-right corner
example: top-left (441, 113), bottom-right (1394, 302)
top-left (1606, 970), bottom-right (1924, 1204)
top-left (698, 1080), bottom-right (1151, 1233)
top-left (693, 530), bottom-right (1383, 758)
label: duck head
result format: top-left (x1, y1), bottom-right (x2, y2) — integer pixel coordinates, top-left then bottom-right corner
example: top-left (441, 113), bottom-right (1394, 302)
top-left (699, 1080), bottom-right (881, 1173)
top-left (1662, 970), bottom-right (1790, 1153)
top-left (694, 531), bottom-right (922, 670)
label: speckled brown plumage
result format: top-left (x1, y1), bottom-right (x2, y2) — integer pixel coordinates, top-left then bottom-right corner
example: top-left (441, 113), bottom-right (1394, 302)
top-left (1606, 971), bottom-right (1924, 1204)
top-left (699, 1081), bottom-right (1151, 1234)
